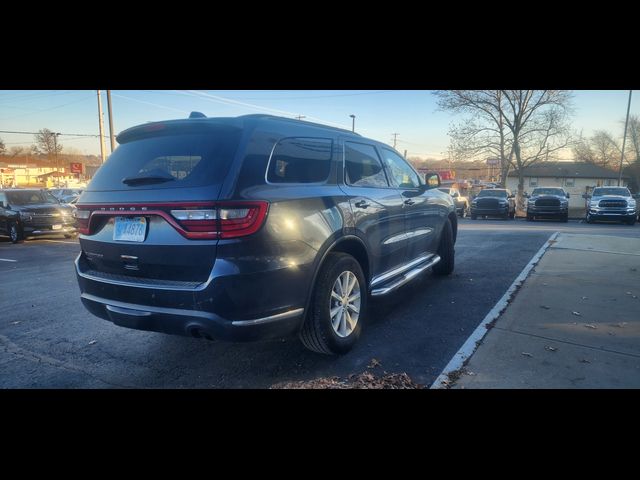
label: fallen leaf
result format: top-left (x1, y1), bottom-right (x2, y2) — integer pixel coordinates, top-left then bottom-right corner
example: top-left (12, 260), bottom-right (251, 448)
top-left (626, 292), bottom-right (633, 295)
top-left (579, 359), bottom-right (591, 364)
top-left (544, 346), bottom-right (557, 352)
top-left (540, 305), bottom-right (551, 310)
top-left (581, 296), bottom-right (588, 300)
top-left (12, 321), bottom-right (20, 325)
top-left (584, 324), bottom-right (597, 329)
top-left (572, 311), bottom-right (582, 316)
top-left (88, 340), bottom-right (97, 345)
top-left (521, 352), bottom-right (533, 357)
top-left (611, 322), bottom-right (627, 328)
top-left (367, 358), bottom-right (381, 369)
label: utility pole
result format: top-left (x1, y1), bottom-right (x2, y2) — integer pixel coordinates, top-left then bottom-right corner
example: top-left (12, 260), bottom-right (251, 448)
top-left (618, 90), bottom-right (633, 186)
top-left (403, 149), bottom-right (407, 159)
top-left (106, 90), bottom-right (116, 153)
top-left (295, 115), bottom-right (306, 120)
top-left (349, 114), bottom-right (356, 133)
top-left (392, 133), bottom-right (399, 149)
top-left (53, 133), bottom-right (60, 187)
top-left (97, 90), bottom-right (107, 164)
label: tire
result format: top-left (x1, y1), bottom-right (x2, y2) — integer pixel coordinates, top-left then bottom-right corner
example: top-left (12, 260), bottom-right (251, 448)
top-left (64, 232), bottom-right (78, 239)
top-left (299, 252), bottom-right (366, 355)
top-left (586, 213), bottom-right (593, 224)
top-left (561, 213), bottom-right (569, 223)
top-left (9, 223), bottom-right (23, 244)
top-left (470, 213), bottom-right (477, 220)
top-left (526, 213), bottom-right (533, 221)
top-left (433, 218), bottom-right (455, 276)
top-left (626, 218), bottom-right (636, 226)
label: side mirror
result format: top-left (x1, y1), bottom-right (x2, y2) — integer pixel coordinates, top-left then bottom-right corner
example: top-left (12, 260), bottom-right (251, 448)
top-left (424, 172), bottom-right (441, 189)
top-left (566, 193), bottom-right (570, 198)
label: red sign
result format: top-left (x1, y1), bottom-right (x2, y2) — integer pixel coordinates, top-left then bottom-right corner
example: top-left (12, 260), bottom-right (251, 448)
top-left (437, 170), bottom-right (455, 180)
top-left (70, 162), bottom-right (83, 174)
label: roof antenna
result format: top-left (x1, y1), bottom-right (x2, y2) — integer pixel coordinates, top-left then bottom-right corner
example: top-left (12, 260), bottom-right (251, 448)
top-left (189, 111), bottom-right (207, 119)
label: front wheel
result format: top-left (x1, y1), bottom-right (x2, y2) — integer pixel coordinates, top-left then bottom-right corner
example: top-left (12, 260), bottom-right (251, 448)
top-left (9, 223), bottom-right (23, 244)
top-left (299, 253), bottom-right (366, 355)
top-left (433, 218), bottom-right (455, 276)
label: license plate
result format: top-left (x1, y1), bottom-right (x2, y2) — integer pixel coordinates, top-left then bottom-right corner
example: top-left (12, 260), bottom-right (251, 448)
top-left (113, 217), bottom-right (147, 242)
top-left (52, 224), bottom-right (62, 230)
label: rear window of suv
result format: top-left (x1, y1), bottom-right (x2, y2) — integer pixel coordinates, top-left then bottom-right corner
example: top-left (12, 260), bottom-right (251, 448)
top-left (88, 127), bottom-right (242, 191)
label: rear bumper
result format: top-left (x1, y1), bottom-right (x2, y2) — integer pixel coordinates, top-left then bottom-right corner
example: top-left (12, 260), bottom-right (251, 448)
top-left (80, 292), bottom-right (304, 341)
top-left (75, 253), bottom-right (308, 341)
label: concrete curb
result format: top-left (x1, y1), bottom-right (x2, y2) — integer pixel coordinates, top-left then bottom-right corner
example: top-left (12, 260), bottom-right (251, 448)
top-left (430, 231), bottom-right (560, 389)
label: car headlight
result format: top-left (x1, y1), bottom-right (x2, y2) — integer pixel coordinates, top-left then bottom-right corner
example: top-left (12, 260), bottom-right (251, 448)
top-left (589, 201), bottom-right (599, 208)
top-left (629, 200), bottom-right (636, 208)
top-left (19, 211), bottom-right (32, 221)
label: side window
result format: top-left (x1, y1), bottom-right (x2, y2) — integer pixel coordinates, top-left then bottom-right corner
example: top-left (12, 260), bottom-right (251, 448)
top-left (380, 148), bottom-right (420, 189)
top-left (565, 178), bottom-right (575, 187)
top-left (267, 137), bottom-right (332, 184)
top-left (344, 142), bottom-right (389, 187)
top-left (529, 177), bottom-right (538, 187)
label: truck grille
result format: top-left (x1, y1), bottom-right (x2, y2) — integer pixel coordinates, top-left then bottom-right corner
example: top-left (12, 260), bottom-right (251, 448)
top-left (535, 198), bottom-right (560, 207)
top-left (599, 200), bottom-right (627, 208)
top-left (476, 198), bottom-right (500, 208)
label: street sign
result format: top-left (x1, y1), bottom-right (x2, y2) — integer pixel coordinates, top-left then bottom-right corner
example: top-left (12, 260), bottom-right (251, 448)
top-left (486, 158), bottom-right (500, 166)
top-left (70, 162), bottom-right (83, 174)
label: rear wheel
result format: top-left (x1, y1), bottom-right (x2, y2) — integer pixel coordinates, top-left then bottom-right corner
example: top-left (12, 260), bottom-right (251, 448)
top-left (626, 217), bottom-right (636, 225)
top-left (433, 219), bottom-right (455, 276)
top-left (299, 253), bottom-right (366, 355)
top-left (586, 213), bottom-right (593, 224)
top-left (561, 213), bottom-right (569, 223)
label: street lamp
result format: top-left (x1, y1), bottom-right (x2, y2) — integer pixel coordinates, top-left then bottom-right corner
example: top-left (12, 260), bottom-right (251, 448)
top-left (349, 114), bottom-right (356, 133)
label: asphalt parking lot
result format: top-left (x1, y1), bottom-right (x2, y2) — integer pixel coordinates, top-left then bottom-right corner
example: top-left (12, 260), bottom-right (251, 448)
top-left (1, 218), bottom-right (638, 388)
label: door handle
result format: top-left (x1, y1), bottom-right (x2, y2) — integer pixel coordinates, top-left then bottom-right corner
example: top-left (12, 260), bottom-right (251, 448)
top-left (354, 200), bottom-right (370, 209)
top-left (404, 199), bottom-right (415, 206)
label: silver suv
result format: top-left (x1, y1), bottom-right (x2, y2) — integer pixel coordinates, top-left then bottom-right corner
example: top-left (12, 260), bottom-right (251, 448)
top-left (586, 187), bottom-right (636, 225)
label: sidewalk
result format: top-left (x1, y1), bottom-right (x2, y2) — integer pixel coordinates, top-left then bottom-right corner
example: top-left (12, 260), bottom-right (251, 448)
top-left (447, 233), bottom-right (640, 388)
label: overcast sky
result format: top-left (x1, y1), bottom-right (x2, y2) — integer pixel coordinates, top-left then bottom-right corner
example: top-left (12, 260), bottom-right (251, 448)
top-left (0, 90), bottom-right (636, 159)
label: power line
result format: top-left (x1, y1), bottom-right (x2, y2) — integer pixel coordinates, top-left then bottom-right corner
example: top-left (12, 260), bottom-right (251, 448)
top-left (0, 95), bottom-right (94, 121)
top-left (0, 130), bottom-right (100, 137)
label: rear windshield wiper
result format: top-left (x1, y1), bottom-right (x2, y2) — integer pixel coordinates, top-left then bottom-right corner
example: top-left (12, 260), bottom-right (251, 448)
top-left (122, 174), bottom-right (176, 186)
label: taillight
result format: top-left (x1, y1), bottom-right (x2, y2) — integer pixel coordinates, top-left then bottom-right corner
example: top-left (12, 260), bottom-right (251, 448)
top-left (74, 209), bottom-right (91, 234)
top-left (218, 202), bottom-right (269, 239)
top-left (76, 201), bottom-right (269, 240)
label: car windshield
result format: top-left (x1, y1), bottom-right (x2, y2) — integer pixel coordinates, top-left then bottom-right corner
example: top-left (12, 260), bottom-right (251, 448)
top-left (438, 188), bottom-right (451, 194)
top-left (7, 190), bottom-right (59, 205)
top-left (477, 190), bottom-right (507, 198)
top-left (593, 188), bottom-right (630, 196)
top-left (532, 188), bottom-right (565, 196)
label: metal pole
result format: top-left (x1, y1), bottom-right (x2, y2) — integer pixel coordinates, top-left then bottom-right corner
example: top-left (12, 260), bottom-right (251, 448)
top-left (618, 90), bottom-right (633, 186)
top-left (97, 90), bottom-right (107, 164)
top-left (350, 114), bottom-right (355, 133)
top-left (106, 90), bottom-right (116, 153)
top-left (53, 133), bottom-right (59, 187)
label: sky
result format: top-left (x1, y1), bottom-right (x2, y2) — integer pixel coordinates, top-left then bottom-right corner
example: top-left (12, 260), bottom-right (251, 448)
top-left (0, 90), bottom-right (637, 159)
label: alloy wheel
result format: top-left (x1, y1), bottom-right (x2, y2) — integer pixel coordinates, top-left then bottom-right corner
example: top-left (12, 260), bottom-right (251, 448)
top-left (329, 270), bottom-right (361, 338)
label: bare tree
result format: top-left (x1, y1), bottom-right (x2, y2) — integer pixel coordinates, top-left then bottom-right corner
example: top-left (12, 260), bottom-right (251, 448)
top-left (0, 137), bottom-right (5, 156)
top-left (435, 90), bottom-right (514, 187)
top-left (33, 128), bottom-right (63, 157)
top-left (9, 146), bottom-right (26, 157)
top-left (572, 131), bottom-right (596, 163)
top-left (626, 115), bottom-right (640, 164)
top-left (589, 130), bottom-right (620, 168)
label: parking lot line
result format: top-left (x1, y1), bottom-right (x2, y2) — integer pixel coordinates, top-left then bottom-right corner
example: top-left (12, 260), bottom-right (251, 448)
top-left (0, 258), bottom-right (17, 262)
top-left (430, 231), bottom-right (560, 389)
top-left (37, 240), bottom-right (79, 245)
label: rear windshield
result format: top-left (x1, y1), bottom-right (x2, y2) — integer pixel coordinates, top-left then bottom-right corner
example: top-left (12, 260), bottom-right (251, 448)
top-left (477, 189), bottom-right (507, 198)
top-left (7, 190), bottom-right (59, 205)
top-left (593, 187), bottom-right (630, 196)
top-left (88, 129), bottom-right (242, 191)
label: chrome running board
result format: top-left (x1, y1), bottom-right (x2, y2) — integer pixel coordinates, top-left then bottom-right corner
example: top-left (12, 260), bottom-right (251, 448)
top-left (370, 255), bottom-right (441, 297)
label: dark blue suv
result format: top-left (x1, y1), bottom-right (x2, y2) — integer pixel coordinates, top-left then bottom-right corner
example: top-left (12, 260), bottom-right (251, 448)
top-left (75, 114), bottom-right (457, 354)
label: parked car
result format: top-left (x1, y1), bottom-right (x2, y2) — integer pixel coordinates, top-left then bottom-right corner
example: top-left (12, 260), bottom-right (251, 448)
top-left (525, 187), bottom-right (569, 222)
top-left (0, 190), bottom-right (22, 243)
top-left (585, 187), bottom-right (636, 225)
top-left (470, 188), bottom-right (516, 219)
top-left (439, 187), bottom-right (469, 217)
top-left (0, 189), bottom-right (77, 241)
top-left (74, 113), bottom-right (458, 354)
